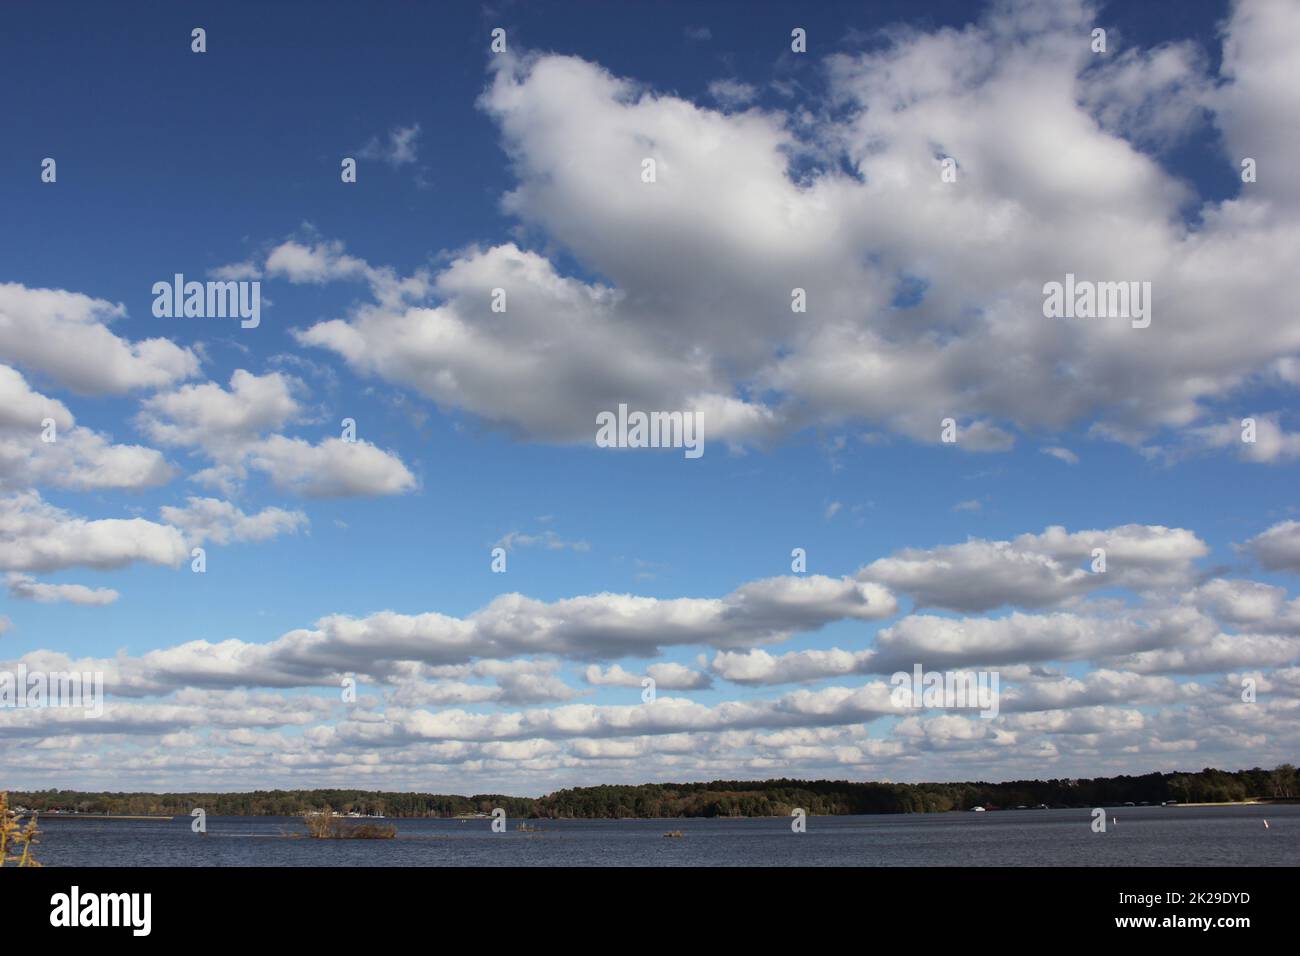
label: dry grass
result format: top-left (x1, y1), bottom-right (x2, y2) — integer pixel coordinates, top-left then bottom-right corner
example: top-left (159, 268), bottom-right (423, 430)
top-left (303, 809), bottom-right (336, 838)
top-left (302, 809), bottom-right (396, 840)
top-left (1, 792), bottom-right (42, 867)
top-left (343, 823), bottom-right (398, 839)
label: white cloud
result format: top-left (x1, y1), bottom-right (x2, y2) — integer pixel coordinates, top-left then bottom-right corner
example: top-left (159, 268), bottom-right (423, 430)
top-left (338, 683), bottom-right (903, 744)
top-left (246, 435), bottom-right (416, 498)
top-left (0, 364), bottom-right (173, 491)
top-left (1042, 446), bottom-right (1079, 464)
top-left (1209, 0), bottom-right (1300, 210)
top-left (209, 260), bottom-right (262, 281)
top-left (139, 369), bottom-right (302, 450)
top-left (1111, 632), bottom-right (1300, 675)
top-left (158, 497), bottom-right (308, 547)
top-left (711, 647), bottom-right (874, 685)
top-left (265, 240), bottom-right (370, 285)
top-left (860, 524), bottom-right (1206, 612)
top-left (261, 239), bottom-right (429, 307)
top-left (0, 283), bottom-right (199, 394)
top-left (1185, 413), bottom-right (1300, 463)
top-left (284, 2), bottom-right (1300, 457)
top-left (7, 1), bottom-right (1300, 792)
top-left (140, 369), bottom-right (415, 497)
top-left (0, 491), bottom-right (187, 573)
top-left (5, 573), bottom-right (119, 606)
top-left (0, 573), bottom-right (895, 696)
top-left (1242, 520), bottom-right (1300, 574)
top-left (494, 528), bottom-right (590, 553)
top-left (1190, 577), bottom-right (1300, 632)
top-left (584, 662), bottom-right (710, 690)
top-left (1080, 39), bottom-right (1211, 148)
top-left (871, 607), bottom-right (1211, 672)
top-left (388, 663), bottom-right (579, 707)
top-left (360, 124), bottom-right (421, 167)
top-left (708, 78), bottom-right (757, 108)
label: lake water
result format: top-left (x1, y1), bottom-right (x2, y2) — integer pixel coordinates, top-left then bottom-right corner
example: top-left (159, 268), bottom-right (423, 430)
top-left (31, 804), bottom-right (1298, 866)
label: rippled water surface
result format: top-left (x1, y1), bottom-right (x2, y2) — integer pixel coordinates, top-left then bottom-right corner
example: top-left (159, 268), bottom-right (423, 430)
top-left (34, 804), bottom-right (1298, 867)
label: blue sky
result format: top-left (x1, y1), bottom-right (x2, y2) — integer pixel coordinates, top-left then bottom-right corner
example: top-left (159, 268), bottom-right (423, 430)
top-left (1, 0), bottom-right (1298, 794)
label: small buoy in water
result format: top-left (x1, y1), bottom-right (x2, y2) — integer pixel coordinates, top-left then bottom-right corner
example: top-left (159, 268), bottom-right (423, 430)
top-left (1264, 820), bottom-right (1269, 829)
top-left (1112, 817), bottom-right (1117, 826)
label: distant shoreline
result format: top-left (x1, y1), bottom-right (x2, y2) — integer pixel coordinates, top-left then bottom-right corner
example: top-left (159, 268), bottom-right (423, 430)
top-left (11, 764), bottom-right (1297, 820)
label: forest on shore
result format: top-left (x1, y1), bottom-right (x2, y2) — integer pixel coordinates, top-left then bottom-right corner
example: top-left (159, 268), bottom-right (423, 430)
top-left (10, 763), bottom-right (1296, 819)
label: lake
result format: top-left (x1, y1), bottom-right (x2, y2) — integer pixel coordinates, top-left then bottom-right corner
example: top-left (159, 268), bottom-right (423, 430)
top-left (31, 803), bottom-right (1298, 866)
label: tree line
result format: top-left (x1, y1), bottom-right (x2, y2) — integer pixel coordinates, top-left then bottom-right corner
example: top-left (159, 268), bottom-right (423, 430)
top-left (10, 763), bottom-right (1295, 818)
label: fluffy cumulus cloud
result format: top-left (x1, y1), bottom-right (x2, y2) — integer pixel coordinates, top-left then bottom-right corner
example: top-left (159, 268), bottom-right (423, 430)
top-left (138, 369), bottom-right (416, 497)
top-left (1190, 578), bottom-right (1300, 632)
top-left (158, 497), bottom-right (308, 547)
top-left (1242, 520), bottom-right (1300, 574)
top-left (0, 491), bottom-right (188, 573)
top-left (138, 369), bottom-right (302, 450)
top-left (388, 661), bottom-right (581, 707)
top-left (859, 524), bottom-right (1207, 612)
top-left (0, 364), bottom-right (173, 491)
top-left (8, 573), bottom-right (896, 697)
top-left (0, 283), bottom-right (199, 394)
top-left (871, 607), bottom-right (1210, 672)
top-left (3, 512), bottom-right (1299, 790)
top-left (711, 646), bottom-right (875, 685)
top-left (1185, 413), bottom-right (1300, 463)
top-left (271, 0), bottom-right (1300, 457)
top-left (244, 435), bottom-right (416, 498)
top-left (4, 0), bottom-right (1300, 793)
